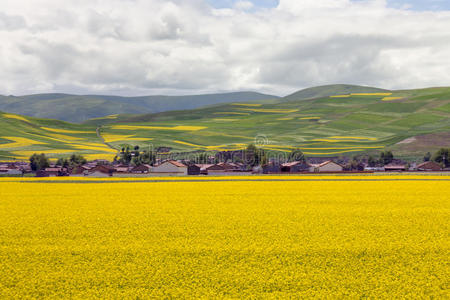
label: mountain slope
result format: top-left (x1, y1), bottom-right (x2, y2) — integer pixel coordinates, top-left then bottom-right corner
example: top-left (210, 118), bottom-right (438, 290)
top-left (0, 86), bottom-right (449, 161)
top-left (0, 92), bottom-right (279, 123)
top-left (283, 84), bottom-right (390, 101)
top-left (0, 112), bottom-right (114, 161)
top-left (97, 87), bottom-right (450, 159)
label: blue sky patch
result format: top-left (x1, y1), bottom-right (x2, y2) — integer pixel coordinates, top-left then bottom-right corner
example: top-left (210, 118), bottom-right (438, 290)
top-left (207, 0), bottom-right (450, 11)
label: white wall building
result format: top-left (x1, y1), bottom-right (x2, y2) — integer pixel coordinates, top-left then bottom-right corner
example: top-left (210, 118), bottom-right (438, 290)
top-left (310, 161), bottom-right (343, 173)
top-left (151, 161), bottom-right (187, 175)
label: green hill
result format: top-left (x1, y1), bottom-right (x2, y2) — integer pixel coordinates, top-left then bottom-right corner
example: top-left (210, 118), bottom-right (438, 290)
top-left (283, 84), bottom-right (390, 101)
top-left (0, 92), bottom-right (278, 123)
top-left (0, 112), bottom-right (115, 161)
top-left (97, 87), bottom-right (450, 160)
top-left (0, 85), bottom-right (449, 162)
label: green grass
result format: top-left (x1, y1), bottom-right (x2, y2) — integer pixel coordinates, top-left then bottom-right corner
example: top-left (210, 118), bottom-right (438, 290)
top-left (0, 112), bottom-right (111, 161)
top-left (435, 103), bottom-right (450, 113)
top-left (95, 88), bottom-right (450, 159)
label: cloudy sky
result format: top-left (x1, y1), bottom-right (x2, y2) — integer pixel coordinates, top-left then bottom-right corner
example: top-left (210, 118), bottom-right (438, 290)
top-left (1, 0), bottom-right (449, 97)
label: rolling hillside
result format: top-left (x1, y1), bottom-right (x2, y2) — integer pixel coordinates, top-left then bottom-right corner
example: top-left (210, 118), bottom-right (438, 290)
top-left (0, 113), bottom-right (117, 161)
top-left (0, 85), bottom-right (449, 161)
top-left (283, 84), bottom-right (390, 101)
top-left (95, 86), bottom-right (450, 160)
top-left (0, 92), bottom-right (278, 123)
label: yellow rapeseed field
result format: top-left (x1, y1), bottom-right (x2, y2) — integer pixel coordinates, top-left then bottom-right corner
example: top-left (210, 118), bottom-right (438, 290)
top-left (0, 176), bottom-right (448, 298)
top-left (41, 127), bottom-right (94, 134)
top-left (0, 136), bottom-right (46, 149)
top-left (351, 93), bottom-right (393, 96)
top-left (238, 108), bottom-right (299, 113)
top-left (102, 134), bottom-right (152, 143)
top-left (300, 117), bottom-right (321, 120)
top-left (382, 96), bottom-right (404, 101)
top-left (2, 114), bottom-right (30, 123)
top-left (330, 95), bottom-right (351, 98)
top-left (231, 103), bottom-right (263, 107)
top-left (110, 125), bottom-right (207, 131)
top-left (213, 112), bottom-right (251, 115)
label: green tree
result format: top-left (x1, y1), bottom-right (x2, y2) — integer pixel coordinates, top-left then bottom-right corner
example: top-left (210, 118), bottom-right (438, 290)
top-left (56, 158), bottom-right (69, 168)
top-left (69, 154), bottom-right (87, 167)
top-left (424, 152), bottom-right (432, 162)
top-left (244, 144), bottom-right (261, 167)
top-left (131, 156), bottom-right (141, 166)
top-left (196, 153), bottom-right (209, 164)
top-left (29, 153), bottom-right (50, 171)
top-left (380, 151), bottom-right (394, 165)
top-left (432, 148), bottom-right (449, 167)
top-left (260, 152), bottom-right (268, 166)
top-left (119, 147), bottom-right (132, 164)
top-left (368, 155), bottom-right (377, 167)
top-left (140, 150), bottom-right (156, 165)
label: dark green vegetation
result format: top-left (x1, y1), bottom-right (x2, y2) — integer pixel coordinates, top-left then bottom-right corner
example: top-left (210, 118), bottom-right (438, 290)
top-left (0, 92), bottom-right (278, 123)
top-left (0, 85), bottom-right (449, 161)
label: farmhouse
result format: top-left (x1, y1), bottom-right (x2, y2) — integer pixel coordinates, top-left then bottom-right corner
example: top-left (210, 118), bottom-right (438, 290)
top-left (281, 161), bottom-right (311, 173)
top-left (88, 165), bottom-right (115, 177)
top-left (416, 161), bottom-right (442, 171)
top-left (152, 160), bottom-right (187, 175)
top-left (187, 164), bottom-right (201, 175)
top-left (310, 161), bottom-right (343, 173)
top-left (262, 162), bottom-right (281, 174)
top-left (72, 165), bottom-right (91, 175)
top-left (115, 165), bottom-right (131, 174)
top-left (131, 164), bottom-right (151, 174)
top-left (384, 164), bottom-right (406, 172)
top-left (44, 167), bottom-right (68, 177)
top-left (196, 164), bottom-right (226, 175)
top-left (0, 164), bottom-right (23, 175)
top-left (217, 162), bottom-right (243, 171)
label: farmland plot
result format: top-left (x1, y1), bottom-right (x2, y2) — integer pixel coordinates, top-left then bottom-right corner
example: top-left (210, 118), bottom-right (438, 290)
top-left (0, 175), bottom-right (448, 298)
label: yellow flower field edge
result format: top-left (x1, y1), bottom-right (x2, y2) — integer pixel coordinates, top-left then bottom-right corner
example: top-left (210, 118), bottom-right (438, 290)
top-left (0, 174), bottom-right (449, 182)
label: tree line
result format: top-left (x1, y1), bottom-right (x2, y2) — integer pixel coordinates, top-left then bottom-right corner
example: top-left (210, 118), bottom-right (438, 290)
top-left (28, 146), bottom-right (450, 171)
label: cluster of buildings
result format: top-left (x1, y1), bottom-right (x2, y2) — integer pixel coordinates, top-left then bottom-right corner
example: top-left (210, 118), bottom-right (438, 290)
top-left (264, 160), bottom-right (445, 173)
top-left (0, 158), bottom-right (446, 177)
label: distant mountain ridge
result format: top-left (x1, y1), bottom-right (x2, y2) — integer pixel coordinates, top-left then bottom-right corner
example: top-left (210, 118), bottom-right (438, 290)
top-left (0, 92), bottom-right (278, 123)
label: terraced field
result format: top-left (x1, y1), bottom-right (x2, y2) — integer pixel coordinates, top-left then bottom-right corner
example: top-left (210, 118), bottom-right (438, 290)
top-left (0, 86), bottom-right (449, 161)
top-left (98, 87), bottom-right (450, 159)
top-left (0, 113), bottom-right (116, 161)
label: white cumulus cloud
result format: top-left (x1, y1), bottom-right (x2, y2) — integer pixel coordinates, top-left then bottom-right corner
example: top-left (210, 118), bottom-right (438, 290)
top-left (0, 0), bottom-right (449, 96)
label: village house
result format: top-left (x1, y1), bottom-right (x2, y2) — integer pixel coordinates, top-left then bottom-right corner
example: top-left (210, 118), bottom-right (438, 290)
top-left (416, 161), bottom-right (442, 171)
top-left (0, 164), bottom-right (23, 175)
top-left (262, 162), bottom-right (281, 174)
top-left (310, 161), bottom-right (344, 173)
top-left (281, 161), bottom-right (311, 173)
top-left (384, 164), bottom-right (406, 172)
top-left (152, 160), bottom-right (188, 175)
top-left (196, 164), bottom-right (226, 175)
top-left (131, 164), bottom-right (151, 174)
top-left (115, 165), bottom-right (131, 174)
top-left (44, 167), bottom-right (69, 177)
top-left (72, 165), bottom-right (91, 175)
top-left (187, 164), bottom-right (201, 175)
top-left (88, 165), bottom-right (116, 177)
top-left (217, 162), bottom-right (243, 171)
